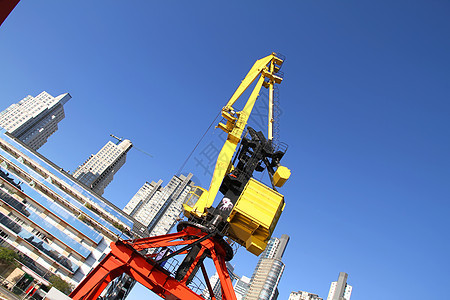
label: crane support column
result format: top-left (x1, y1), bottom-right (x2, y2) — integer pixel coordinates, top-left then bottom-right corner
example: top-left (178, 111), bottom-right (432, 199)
top-left (70, 224), bottom-right (237, 300)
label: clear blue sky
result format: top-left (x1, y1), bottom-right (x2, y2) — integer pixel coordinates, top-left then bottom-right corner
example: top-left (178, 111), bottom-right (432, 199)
top-left (1, 1), bottom-right (449, 299)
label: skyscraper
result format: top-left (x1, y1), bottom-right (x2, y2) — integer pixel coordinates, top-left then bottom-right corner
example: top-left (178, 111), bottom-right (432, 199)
top-left (123, 174), bottom-right (194, 236)
top-left (123, 181), bottom-right (161, 216)
top-left (0, 91), bottom-right (71, 150)
top-left (72, 138), bottom-right (132, 196)
top-left (327, 272), bottom-right (352, 300)
top-left (108, 174), bottom-right (194, 300)
top-left (289, 291), bottom-right (323, 300)
top-left (123, 180), bottom-right (163, 222)
top-left (244, 234), bottom-right (290, 300)
top-left (234, 276), bottom-right (251, 300)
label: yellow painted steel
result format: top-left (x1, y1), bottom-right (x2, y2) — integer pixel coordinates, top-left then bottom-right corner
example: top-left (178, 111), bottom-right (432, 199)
top-left (273, 166), bottom-right (291, 187)
top-left (183, 187), bottom-right (208, 218)
top-left (226, 178), bottom-right (285, 255)
top-left (184, 53), bottom-right (284, 218)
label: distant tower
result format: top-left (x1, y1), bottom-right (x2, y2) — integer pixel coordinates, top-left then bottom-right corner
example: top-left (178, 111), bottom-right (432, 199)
top-left (110, 174), bottom-right (193, 300)
top-left (123, 174), bottom-right (194, 235)
top-left (123, 181), bottom-right (161, 216)
top-left (327, 272), bottom-right (352, 300)
top-left (289, 291), bottom-right (323, 300)
top-left (201, 262), bottom-right (236, 300)
top-left (233, 276), bottom-right (251, 300)
top-left (123, 180), bottom-right (164, 224)
top-left (0, 91), bottom-right (71, 150)
top-left (73, 138), bottom-right (132, 195)
top-left (244, 234), bottom-right (290, 300)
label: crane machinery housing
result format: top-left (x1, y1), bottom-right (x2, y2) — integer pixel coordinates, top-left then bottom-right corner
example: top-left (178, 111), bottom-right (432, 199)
top-left (70, 52), bottom-right (291, 300)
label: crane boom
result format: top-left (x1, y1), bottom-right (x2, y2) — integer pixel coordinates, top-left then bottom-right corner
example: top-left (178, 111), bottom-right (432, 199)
top-left (184, 53), bottom-right (286, 219)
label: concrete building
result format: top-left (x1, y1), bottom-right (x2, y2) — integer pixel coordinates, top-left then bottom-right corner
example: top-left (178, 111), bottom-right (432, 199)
top-left (0, 91), bottom-right (71, 150)
top-left (234, 276), bottom-right (251, 300)
top-left (123, 174), bottom-right (194, 236)
top-left (122, 181), bottom-right (160, 216)
top-left (72, 139), bottom-right (132, 196)
top-left (244, 234), bottom-right (289, 300)
top-left (114, 174), bottom-right (194, 299)
top-left (0, 127), bottom-right (145, 297)
top-left (289, 291), bottom-right (323, 300)
top-left (123, 180), bottom-right (163, 225)
top-left (327, 272), bottom-right (352, 300)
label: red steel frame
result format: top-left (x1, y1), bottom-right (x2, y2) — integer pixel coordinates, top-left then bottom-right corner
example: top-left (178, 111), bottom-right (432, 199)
top-left (70, 225), bottom-right (237, 300)
top-left (0, 0), bottom-right (20, 26)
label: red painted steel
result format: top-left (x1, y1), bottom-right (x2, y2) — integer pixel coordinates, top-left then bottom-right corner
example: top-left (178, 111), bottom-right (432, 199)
top-left (70, 225), bottom-right (237, 300)
top-left (0, 0), bottom-right (20, 26)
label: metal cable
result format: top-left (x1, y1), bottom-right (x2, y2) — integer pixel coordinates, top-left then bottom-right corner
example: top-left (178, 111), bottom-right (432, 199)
top-left (176, 110), bottom-right (221, 176)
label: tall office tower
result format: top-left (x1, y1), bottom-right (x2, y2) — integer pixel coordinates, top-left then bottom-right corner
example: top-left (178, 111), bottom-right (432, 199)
top-left (0, 128), bottom-right (143, 298)
top-left (234, 276), bottom-right (251, 300)
top-left (112, 174), bottom-right (194, 299)
top-left (289, 291), bottom-right (323, 300)
top-left (201, 262), bottom-right (236, 300)
top-left (244, 234), bottom-right (290, 300)
top-left (123, 174), bottom-right (194, 236)
top-left (0, 91), bottom-right (71, 150)
top-left (73, 139), bottom-right (132, 196)
top-left (327, 272), bottom-right (352, 300)
top-left (123, 181), bottom-right (160, 216)
top-left (123, 180), bottom-right (163, 218)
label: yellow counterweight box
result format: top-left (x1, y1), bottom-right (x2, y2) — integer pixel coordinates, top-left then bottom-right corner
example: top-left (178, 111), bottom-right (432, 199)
top-left (227, 178), bottom-right (285, 255)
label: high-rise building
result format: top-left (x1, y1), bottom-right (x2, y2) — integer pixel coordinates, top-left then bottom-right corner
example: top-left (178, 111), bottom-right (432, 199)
top-left (123, 180), bottom-right (163, 223)
top-left (123, 181), bottom-right (161, 216)
top-left (244, 234), bottom-right (290, 300)
top-left (0, 91), bottom-right (71, 150)
top-left (0, 128), bottom-right (144, 298)
top-left (201, 262), bottom-right (236, 300)
top-left (234, 276), bottom-right (251, 300)
top-left (327, 272), bottom-right (352, 300)
top-left (114, 174), bottom-right (194, 299)
top-left (123, 174), bottom-right (194, 236)
top-left (72, 139), bottom-right (132, 196)
top-left (289, 291), bottom-right (323, 300)
top-left (147, 174), bottom-right (193, 236)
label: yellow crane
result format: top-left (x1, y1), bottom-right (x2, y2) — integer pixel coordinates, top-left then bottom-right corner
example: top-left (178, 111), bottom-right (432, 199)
top-left (70, 53), bottom-right (292, 300)
top-left (183, 52), bottom-right (291, 255)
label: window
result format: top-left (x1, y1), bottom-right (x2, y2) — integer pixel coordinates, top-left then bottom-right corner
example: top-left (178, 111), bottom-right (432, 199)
top-left (98, 253), bottom-right (106, 262)
top-left (0, 229), bottom-right (9, 240)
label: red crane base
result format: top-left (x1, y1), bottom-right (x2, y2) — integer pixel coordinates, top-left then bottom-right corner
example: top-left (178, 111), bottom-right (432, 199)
top-left (70, 224), bottom-right (237, 300)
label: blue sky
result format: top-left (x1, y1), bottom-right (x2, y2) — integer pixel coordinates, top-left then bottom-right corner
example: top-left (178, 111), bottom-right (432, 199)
top-left (1, 1), bottom-right (449, 299)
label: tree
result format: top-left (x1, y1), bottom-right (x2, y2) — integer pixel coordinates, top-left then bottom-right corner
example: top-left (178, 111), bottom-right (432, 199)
top-left (0, 246), bottom-right (19, 267)
top-left (49, 275), bottom-right (72, 295)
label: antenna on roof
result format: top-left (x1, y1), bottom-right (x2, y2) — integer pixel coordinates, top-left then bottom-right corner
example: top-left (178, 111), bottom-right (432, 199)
top-left (110, 134), bottom-right (122, 144)
top-left (110, 134), bottom-right (153, 158)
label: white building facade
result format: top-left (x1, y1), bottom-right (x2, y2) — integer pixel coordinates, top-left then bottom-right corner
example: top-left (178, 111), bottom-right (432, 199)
top-left (0, 128), bottom-right (140, 296)
top-left (327, 272), bottom-right (352, 300)
top-left (124, 174), bottom-right (194, 236)
top-left (234, 276), bottom-right (251, 300)
top-left (123, 181), bottom-right (161, 216)
top-left (73, 139), bottom-right (132, 196)
top-left (289, 291), bottom-right (323, 300)
top-left (0, 91), bottom-right (71, 150)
